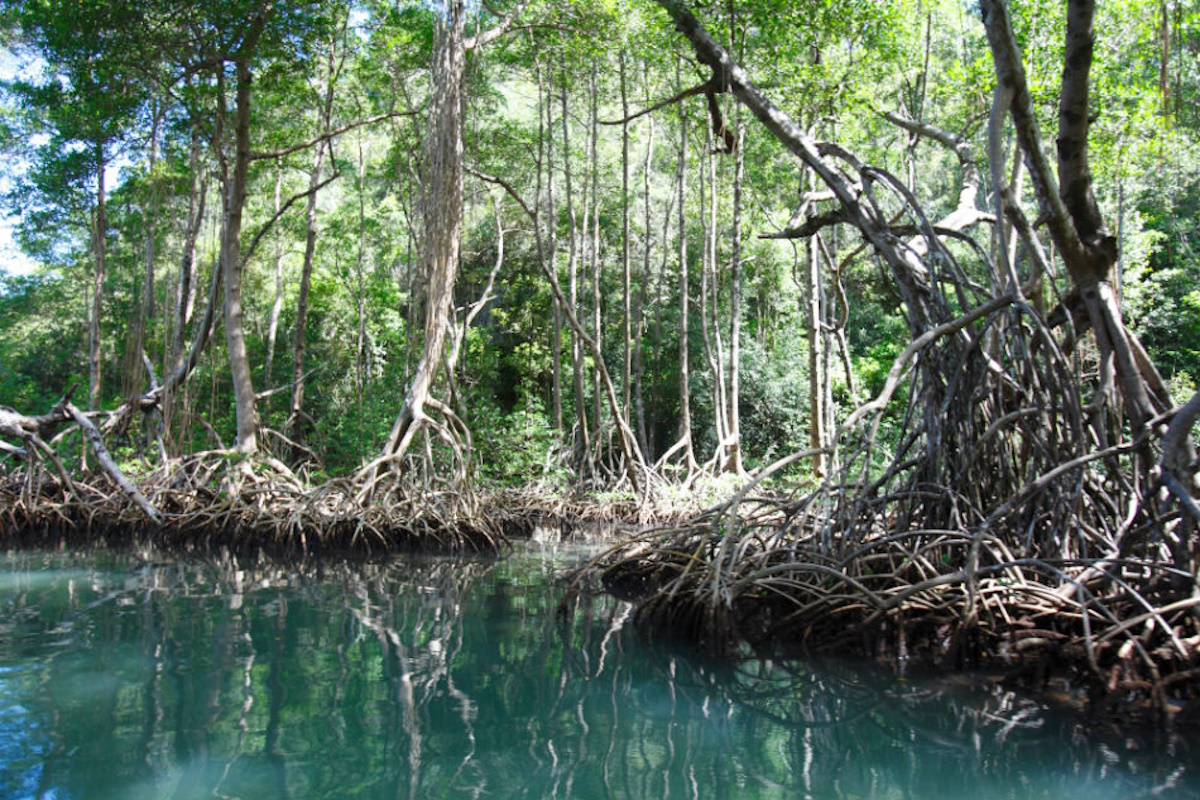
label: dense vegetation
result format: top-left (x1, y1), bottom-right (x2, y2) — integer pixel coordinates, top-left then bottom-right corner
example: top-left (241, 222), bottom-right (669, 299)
top-left (0, 0), bottom-right (1194, 484)
top-left (1, 0), bottom-right (1198, 721)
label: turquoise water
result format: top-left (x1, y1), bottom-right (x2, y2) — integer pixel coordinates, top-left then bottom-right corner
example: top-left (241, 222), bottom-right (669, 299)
top-left (0, 545), bottom-right (1195, 800)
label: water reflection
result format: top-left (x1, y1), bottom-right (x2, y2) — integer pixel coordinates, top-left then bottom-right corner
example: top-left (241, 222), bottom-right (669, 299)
top-left (0, 546), bottom-right (1195, 800)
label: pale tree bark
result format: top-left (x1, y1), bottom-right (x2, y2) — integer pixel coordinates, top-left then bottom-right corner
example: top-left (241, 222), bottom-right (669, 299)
top-left (674, 73), bottom-right (698, 473)
top-left (353, 129), bottom-right (368, 423)
top-left (725, 120), bottom-right (745, 475)
top-left (264, 158), bottom-right (285, 389)
top-left (120, 104), bottom-right (165, 405)
top-left (89, 144), bottom-right (107, 412)
top-left (361, 0), bottom-right (525, 493)
top-left (533, 55), bottom-right (564, 432)
top-left (222, 48), bottom-right (263, 454)
top-left (144, 103), bottom-right (160, 324)
top-left (806, 232), bottom-right (826, 477)
top-left (210, 6), bottom-right (271, 455)
top-left (588, 63), bottom-right (603, 447)
top-left (635, 87), bottom-right (656, 458)
top-left (287, 41), bottom-right (338, 459)
top-left (620, 53), bottom-right (632, 429)
top-left (169, 104), bottom-right (207, 380)
top-left (376, 0), bottom-right (466, 468)
top-left (698, 126), bottom-right (729, 468)
top-left (561, 74), bottom-right (591, 470)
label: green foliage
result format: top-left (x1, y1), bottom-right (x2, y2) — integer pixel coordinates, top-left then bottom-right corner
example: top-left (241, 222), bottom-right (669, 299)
top-left (1, 0), bottom-right (1198, 491)
top-left (0, 272), bottom-right (81, 409)
top-left (472, 392), bottom-right (567, 487)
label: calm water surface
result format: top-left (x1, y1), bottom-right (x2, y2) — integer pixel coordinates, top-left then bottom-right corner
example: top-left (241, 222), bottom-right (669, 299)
top-left (0, 545), bottom-right (1195, 800)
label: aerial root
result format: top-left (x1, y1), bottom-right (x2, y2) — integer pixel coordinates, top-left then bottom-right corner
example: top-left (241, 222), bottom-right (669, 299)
top-left (0, 452), bottom-right (505, 556)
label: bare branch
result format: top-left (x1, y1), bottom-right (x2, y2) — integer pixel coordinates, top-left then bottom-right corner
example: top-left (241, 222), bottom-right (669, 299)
top-left (465, 166), bottom-right (535, 220)
top-left (243, 171), bottom-right (340, 267)
top-left (249, 110), bottom-right (416, 161)
top-left (464, 0), bottom-right (528, 50)
top-left (599, 83), bottom-right (708, 126)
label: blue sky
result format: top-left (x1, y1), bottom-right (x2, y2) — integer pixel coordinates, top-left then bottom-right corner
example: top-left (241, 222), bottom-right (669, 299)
top-left (0, 47), bottom-right (41, 278)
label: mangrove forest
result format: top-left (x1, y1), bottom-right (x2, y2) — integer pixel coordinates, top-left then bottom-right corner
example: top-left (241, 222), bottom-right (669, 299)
top-left (2, 0), bottom-right (1199, 738)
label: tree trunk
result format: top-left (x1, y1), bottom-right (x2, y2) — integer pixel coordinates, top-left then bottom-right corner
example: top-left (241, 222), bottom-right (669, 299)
top-left (675, 71), bottom-right (697, 472)
top-left (288, 34), bottom-right (339, 459)
top-left (806, 232), bottom-right (826, 476)
top-left (354, 130), bottom-right (368, 430)
top-left (287, 135), bottom-right (328, 456)
top-left (620, 53), bottom-right (632, 432)
top-left (374, 0), bottom-right (469, 475)
top-left (643, 91), bottom-right (662, 460)
top-left (535, 57), bottom-right (564, 432)
top-left (169, 104), bottom-right (206, 380)
top-left (979, 0), bottom-right (1169, 436)
top-left (89, 145), bottom-right (107, 412)
top-left (725, 120), bottom-right (744, 474)
top-left (264, 159), bottom-right (285, 390)
top-left (561, 74), bottom-right (591, 470)
top-left (699, 125), bottom-right (727, 468)
top-left (223, 52), bottom-right (262, 454)
top-left (589, 63), bottom-right (604, 448)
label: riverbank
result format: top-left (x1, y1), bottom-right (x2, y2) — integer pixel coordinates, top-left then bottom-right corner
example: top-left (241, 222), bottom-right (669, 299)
top-left (582, 503), bottom-right (1200, 731)
top-left (3, 460), bottom-right (1198, 732)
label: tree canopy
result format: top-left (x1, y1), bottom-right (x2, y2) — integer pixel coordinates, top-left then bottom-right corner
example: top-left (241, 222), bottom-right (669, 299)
top-left (0, 0), bottom-right (1195, 484)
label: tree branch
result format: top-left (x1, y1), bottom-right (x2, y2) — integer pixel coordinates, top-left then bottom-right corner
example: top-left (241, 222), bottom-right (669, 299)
top-left (599, 83), bottom-right (708, 126)
top-left (243, 171), bottom-right (340, 267)
top-left (979, 0), bottom-right (1094, 281)
top-left (465, 166), bottom-right (535, 220)
top-left (464, 0), bottom-right (528, 50)
top-left (249, 110), bottom-right (417, 161)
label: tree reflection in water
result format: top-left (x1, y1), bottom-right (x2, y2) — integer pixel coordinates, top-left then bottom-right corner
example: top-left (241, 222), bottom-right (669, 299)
top-left (0, 546), bottom-right (1195, 799)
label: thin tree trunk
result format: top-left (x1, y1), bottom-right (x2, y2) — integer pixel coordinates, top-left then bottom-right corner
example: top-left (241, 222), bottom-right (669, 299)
top-left (89, 145), bottom-right (106, 411)
top-left (143, 102), bottom-right (161, 324)
top-left (699, 125), bottom-right (727, 467)
top-left (725, 120), bottom-right (744, 474)
top-left (354, 129), bottom-right (369, 432)
top-left (806, 232), bottom-right (826, 476)
top-left (589, 63), bottom-right (603, 446)
top-left (288, 33), bottom-right (339, 459)
top-left (620, 53), bottom-right (632, 430)
top-left (170, 112), bottom-right (206, 379)
top-left (264, 158), bottom-right (285, 389)
top-left (675, 71), bottom-right (697, 471)
top-left (643, 92), bottom-right (662, 455)
top-left (636, 83), bottom-right (655, 459)
top-left (561, 74), bottom-right (591, 469)
top-left (287, 140), bottom-right (328, 455)
top-left (534, 56), bottom-right (564, 432)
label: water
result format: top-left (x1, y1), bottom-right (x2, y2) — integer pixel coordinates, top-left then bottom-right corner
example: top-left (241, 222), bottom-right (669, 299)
top-left (0, 545), bottom-right (1195, 800)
